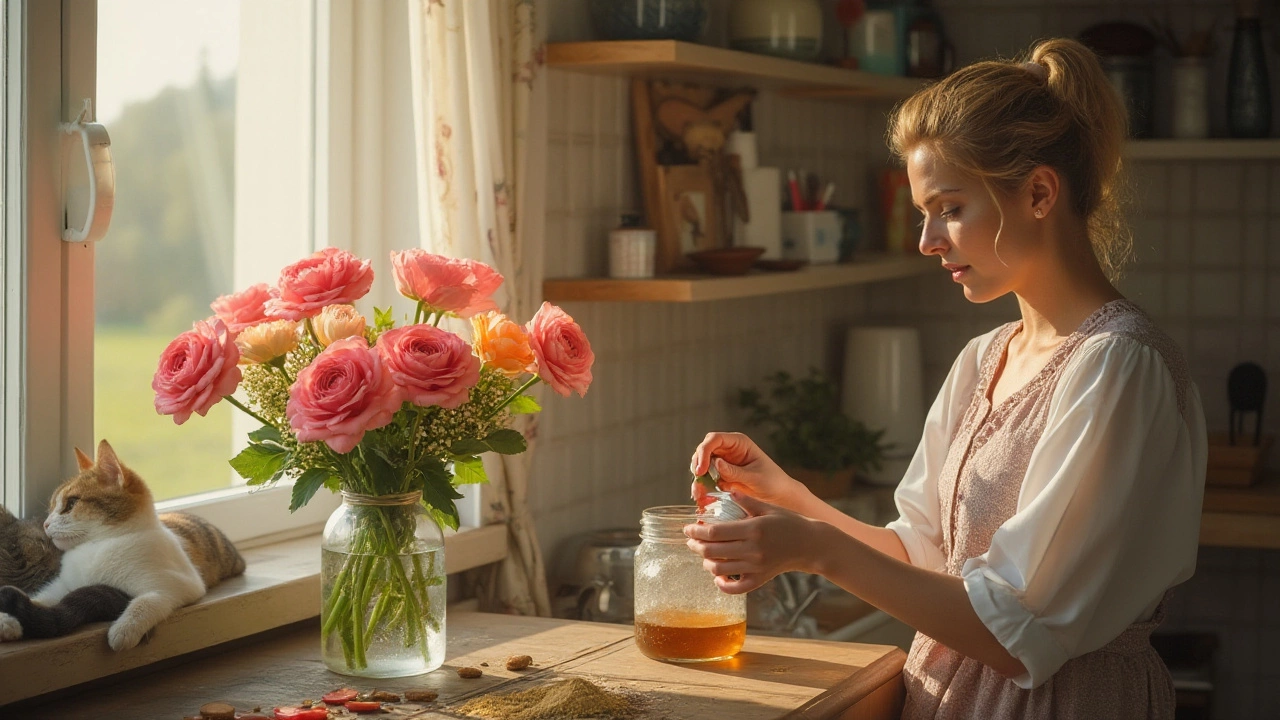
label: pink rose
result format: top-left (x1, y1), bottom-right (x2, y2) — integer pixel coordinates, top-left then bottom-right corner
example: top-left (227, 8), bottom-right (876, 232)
top-left (526, 302), bottom-right (594, 398)
top-left (211, 283), bottom-right (275, 332)
top-left (286, 336), bottom-right (401, 453)
top-left (390, 250), bottom-right (504, 318)
top-left (375, 325), bottom-right (480, 409)
top-left (267, 248), bottom-right (374, 321)
top-left (152, 318), bottom-right (243, 425)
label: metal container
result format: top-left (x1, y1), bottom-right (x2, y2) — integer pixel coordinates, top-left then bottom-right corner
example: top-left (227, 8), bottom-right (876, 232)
top-left (569, 528), bottom-right (640, 624)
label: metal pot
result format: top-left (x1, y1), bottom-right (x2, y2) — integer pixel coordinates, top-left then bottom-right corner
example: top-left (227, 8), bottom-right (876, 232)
top-left (564, 528), bottom-right (640, 624)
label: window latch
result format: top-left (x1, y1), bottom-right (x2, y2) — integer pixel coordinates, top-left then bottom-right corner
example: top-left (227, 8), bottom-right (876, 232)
top-left (61, 98), bottom-right (115, 243)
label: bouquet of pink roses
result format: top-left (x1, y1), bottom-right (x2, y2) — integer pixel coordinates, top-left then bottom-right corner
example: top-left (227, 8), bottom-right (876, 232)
top-left (152, 247), bottom-right (593, 675)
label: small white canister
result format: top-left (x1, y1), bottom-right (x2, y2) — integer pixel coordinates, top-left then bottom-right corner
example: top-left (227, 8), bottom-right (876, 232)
top-left (609, 214), bottom-right (656, 279)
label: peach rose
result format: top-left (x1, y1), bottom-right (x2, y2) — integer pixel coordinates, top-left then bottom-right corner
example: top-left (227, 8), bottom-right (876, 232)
top-left (390, 250), bottom-right (503, 318)
top-left (153, 318), bottom-right (243, 425)
top-left (314, 304), bottom-right (367, 347)
top-left (235, 319), bottom-right (299, 365)
top-left (286, 336), bottom-right (400, 453)
top-left (266, 248), bottom-right (374, 321)
top-left (526, 302), bottom-right (594, 398)
top-left (375, 325), bottom-right (480, 409)
top-left (471, 311), bottom-right (536, 379)
top-left (211, 283), bottom-right (275, 332)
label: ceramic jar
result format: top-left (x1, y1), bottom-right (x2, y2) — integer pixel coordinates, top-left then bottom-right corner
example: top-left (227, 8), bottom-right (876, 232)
top-left (1172, 57), bottom-right (1210, 139)
top-left (729, 0), bottom-right (824, 62)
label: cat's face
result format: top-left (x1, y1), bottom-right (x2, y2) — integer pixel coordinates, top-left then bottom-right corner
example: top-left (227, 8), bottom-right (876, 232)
top-left (44, 440), bottom-right (153, 551)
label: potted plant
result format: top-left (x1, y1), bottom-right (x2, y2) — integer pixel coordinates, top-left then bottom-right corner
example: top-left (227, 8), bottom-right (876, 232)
top-left (736, 369), bottom-right (886, 499)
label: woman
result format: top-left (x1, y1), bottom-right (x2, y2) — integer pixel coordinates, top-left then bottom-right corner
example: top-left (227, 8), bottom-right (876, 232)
top-left (685, 38), bottom-right (1206, 718)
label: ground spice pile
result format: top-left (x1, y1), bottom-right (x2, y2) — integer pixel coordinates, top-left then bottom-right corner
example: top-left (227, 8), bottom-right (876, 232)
top-left (457, 677), bottom-right (636, 720)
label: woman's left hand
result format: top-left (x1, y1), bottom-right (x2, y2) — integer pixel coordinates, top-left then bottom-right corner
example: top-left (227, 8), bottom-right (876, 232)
top-left (683, 493), bottom-right (827, 594)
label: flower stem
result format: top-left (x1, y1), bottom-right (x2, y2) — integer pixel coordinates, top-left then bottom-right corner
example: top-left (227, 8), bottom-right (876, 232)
top-left (487, 375), bottom-right (541, 419)
top-left (414, 301), bottom-right (424, 325)
top-left (224, 395), bottom-right (272, 426)
top-left (304, 317), bottom-right (322, 346)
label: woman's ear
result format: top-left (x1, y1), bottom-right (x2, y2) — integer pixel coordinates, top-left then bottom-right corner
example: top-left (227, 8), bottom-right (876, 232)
top-left (1027, 165), bottom-right (1060, 218)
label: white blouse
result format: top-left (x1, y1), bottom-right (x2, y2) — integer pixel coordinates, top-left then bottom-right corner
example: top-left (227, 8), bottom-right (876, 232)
top-left (886, 327), bottom-right (1208, 689)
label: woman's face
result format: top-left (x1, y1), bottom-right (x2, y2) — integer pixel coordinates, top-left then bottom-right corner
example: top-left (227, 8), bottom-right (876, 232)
top-left (906, 145), bottom-right (1037, 303)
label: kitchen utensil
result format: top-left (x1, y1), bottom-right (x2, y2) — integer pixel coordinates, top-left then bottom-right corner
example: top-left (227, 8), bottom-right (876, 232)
top-left (563, 528), bottom-right (640, 624)
top-left (1228, 362), bottom-right (1267, 446)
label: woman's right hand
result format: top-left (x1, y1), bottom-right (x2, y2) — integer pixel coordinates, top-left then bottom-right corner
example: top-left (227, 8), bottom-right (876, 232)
top-left (689, 432), bottom-right (808, 510)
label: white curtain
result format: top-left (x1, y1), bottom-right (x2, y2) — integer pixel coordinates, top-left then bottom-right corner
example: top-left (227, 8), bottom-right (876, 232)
top-left (407, 0), bottom-right (550, 616)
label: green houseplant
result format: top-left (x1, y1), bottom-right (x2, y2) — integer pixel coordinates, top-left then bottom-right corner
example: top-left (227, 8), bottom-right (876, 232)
top-left (737, 369), bottom-right (887, 498)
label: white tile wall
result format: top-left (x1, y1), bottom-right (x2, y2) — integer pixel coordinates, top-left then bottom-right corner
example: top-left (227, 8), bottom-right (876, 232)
top-left (540, 1), bottom-right (1279, 715)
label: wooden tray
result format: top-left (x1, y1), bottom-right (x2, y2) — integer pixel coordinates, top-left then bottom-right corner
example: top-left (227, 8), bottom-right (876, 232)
top-left (1206, 433), bottom-right (1274, 487)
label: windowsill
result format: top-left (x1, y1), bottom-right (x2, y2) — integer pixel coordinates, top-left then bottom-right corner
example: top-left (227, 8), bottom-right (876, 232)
top-left (0, 523), bottom-right (508, 706)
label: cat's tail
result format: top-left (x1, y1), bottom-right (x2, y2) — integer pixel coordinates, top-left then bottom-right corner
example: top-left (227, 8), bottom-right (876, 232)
top-left (159, 512), bottom-right (246, 590)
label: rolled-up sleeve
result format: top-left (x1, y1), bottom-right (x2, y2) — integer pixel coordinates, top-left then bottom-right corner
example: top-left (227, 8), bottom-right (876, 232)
top-left (887, 333), bottom-right (991, 571)
top-left (961, 337), bottom-right (1207, 689)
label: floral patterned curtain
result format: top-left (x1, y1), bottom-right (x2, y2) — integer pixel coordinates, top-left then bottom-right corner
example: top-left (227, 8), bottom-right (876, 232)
top-left (407, 0), bottom-right (550, 615)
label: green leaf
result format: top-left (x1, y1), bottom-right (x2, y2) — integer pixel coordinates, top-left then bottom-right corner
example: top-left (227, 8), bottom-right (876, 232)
top-left (290, 468), bottom-right (334, 512)
top-left (374, 305), bottom-right (395, 332)
top-left (417, 456), bottom-right (463, 531)
top-left (229, 443), bottom-right (289, 485)
top-left (449, 438), bottom-right (489, 456)
top-left (451, 456), bottom-right (488, 485)
top-left (482, 428), bottom-right (527, 455)
top-left (505, 395), bottom-right (542, 415)
top-left (248, 425), bottom-right (283, 444)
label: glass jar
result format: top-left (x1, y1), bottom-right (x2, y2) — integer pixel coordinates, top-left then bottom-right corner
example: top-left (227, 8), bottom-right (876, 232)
top-left (321, 491), bottom-right (446, 677)
top-left (633, 506), bottom-right (746, 662)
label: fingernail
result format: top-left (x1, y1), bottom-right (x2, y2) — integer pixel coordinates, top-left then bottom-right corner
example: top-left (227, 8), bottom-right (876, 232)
top-left (689, 458), bottom-right (698, 474)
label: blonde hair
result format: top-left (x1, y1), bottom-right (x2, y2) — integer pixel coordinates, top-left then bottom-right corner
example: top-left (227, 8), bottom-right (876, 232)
top-left (888, 38), bottom-right (1131, 280)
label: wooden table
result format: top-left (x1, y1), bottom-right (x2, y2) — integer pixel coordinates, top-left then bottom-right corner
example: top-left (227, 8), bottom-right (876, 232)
top-left (1199, 475), bottom-right (1280, 549)
top-left (13, 610), bottom-right (906, 720)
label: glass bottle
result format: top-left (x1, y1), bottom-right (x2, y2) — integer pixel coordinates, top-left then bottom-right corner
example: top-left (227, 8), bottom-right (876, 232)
top-left (633, 506), bottom-right (747, 662)
top-left (1227, 0), bottom-right (1271, 138)
top-left (321, 491), bottom-right (447, 677)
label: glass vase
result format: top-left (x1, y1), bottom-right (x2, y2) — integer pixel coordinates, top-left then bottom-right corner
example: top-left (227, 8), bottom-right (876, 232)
top-left (320, 491), bottom-right (446, 677)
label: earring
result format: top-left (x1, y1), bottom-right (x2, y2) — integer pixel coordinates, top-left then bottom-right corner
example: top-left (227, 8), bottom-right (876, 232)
top-left (1034, 209), bottom-right (1044, 218)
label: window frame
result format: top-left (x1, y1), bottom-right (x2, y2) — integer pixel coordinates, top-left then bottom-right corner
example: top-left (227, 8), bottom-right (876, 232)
top-left (6, 0), bottom-right (481, 540)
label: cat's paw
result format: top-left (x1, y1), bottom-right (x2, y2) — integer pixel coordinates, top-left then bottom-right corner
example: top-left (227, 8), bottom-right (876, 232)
top-left (107, 618), bottom-right (148, 651)
top-left (0, 612), bottom-right (22, 642)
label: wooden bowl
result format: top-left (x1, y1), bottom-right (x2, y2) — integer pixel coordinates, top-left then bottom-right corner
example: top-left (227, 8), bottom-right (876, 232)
top-left (687, 247), bottom-right (766, 276)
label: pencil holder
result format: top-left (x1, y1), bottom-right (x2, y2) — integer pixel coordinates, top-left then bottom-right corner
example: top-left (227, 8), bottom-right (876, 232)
top-left (781, 211), bottom-right (841, 264)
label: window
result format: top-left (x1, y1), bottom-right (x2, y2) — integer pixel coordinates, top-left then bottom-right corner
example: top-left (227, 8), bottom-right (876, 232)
top-left (6, 1), bottom-right (482, 543)
top-left (7, 1), bottom-right (341, 542)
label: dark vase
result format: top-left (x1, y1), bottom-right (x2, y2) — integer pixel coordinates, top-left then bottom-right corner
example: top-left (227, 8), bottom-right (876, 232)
top-left (1227, 15), bottom-right (1272, 138)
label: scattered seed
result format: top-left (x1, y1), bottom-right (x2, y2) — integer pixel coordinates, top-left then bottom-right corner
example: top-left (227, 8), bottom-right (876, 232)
top-left (505, 654), bottom-right (533, 671)
top-left (458, 666), bottom-right (483, 679)
top-left (404, 690), bottom-right (438, 702)
top-left (368, 690), bottom-right (400, 703)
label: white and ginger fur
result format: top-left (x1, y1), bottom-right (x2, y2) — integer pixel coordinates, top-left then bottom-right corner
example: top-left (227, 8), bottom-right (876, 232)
top-left (0, 441), bottom-right (205, 650)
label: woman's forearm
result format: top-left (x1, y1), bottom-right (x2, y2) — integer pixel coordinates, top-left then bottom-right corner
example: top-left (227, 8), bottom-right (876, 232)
top-left (806, 521), bottom-right (1026, 679)
top-left (789, 491), bottom-right (912, 564)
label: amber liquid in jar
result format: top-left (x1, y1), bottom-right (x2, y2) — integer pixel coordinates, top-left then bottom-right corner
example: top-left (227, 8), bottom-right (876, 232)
top-left (634, 610), bottom-right (746, 662)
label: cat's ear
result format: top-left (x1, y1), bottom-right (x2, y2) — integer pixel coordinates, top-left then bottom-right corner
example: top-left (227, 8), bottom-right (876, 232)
top-left (94, 439), bottom-right (124, 486)
top-left (74, 447), bottom-right (94, 472)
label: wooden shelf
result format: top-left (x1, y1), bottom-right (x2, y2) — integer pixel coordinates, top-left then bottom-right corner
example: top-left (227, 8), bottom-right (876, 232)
top-left (1126, 139), bottom-right (1280, 161)
top-left (1199, 475), bottom-right (1280, 550)
top-left (546, 40), bottom-right (925, 100)
top-left (543, 254), bottom-right (935, 303)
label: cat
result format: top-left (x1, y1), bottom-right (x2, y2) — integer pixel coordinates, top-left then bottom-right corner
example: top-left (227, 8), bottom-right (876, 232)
top-left (0, 504), bottom-right (61, 592)
top-left (0, 439), bottom-right (246, 650)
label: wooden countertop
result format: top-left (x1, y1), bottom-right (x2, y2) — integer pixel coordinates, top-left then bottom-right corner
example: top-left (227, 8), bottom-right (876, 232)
top-left (12, 610), bottom-right (906, 720)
